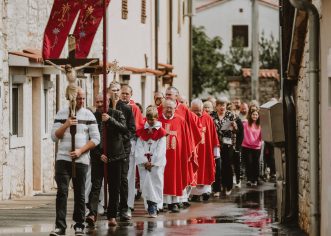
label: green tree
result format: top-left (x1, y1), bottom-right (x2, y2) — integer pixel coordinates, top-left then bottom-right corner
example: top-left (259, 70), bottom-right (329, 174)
top-left (223, 38), bottom-right (251, 76)
top-left (192, 26), bottom-right (227, 96)
top-left (223, 32), bottom-right (280, 75)
top-left (259, 32), bottom-right (280, 69)
top-left (192, 27), bottom-right (279, 96)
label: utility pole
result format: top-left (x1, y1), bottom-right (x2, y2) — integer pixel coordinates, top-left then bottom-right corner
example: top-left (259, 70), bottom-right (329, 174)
top-left (251, 0), bottom-right (259, 101)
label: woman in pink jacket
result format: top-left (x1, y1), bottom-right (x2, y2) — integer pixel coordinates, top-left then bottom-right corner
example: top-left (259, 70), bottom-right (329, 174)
top-left (242, 107), bottom-right (262, 187)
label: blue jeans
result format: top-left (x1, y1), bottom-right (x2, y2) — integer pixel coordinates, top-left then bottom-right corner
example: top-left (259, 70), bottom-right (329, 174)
top-left (55, 160), bottom-right (88, 230)
top-left (147, 200), bottom-right (157, 214)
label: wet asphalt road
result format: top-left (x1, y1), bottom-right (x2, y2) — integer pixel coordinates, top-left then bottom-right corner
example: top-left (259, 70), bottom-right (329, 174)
top-left (0, 182), bottom-right (307, 236)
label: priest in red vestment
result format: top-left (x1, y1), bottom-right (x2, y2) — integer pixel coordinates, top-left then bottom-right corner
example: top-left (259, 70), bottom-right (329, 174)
top-left (190, 99), bottom-right (220, 202)
top-left (158, 99), bottom-right (192, 213)
top-left (157, 87), bottom-right (201, 177)
top-left (157, 87), bottom-right (202, 205)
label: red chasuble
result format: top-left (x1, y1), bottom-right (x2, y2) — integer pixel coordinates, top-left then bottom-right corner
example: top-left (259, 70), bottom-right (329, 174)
top-left (158, 102), bottom-right (202, 172)
top-left (129, 100), bottom-right (145, 131)
top-left (158, 115), bottom-right (191, 196)
top-left (195, 112), bottom-right (220, 185)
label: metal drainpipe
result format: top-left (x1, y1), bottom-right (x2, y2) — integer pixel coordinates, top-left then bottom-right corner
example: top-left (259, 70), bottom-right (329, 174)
top-left (289, 1), bottom-right (320, 235)
top-left (155, 0), bottom-right (159, 92)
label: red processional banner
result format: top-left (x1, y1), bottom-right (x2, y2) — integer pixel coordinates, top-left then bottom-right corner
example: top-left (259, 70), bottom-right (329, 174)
top-left (42, 0), bottom-right (110, 59)
top-left (42, 0), bottom-right (81, 59)
top-left (73, 0), bottom-right (111, 58)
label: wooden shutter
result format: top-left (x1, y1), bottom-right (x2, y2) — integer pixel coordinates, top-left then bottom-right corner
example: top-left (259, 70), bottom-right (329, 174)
top-left (141, 0), bottom-right (147, 23)
top-left (122, 0), bottom-right (128, 19)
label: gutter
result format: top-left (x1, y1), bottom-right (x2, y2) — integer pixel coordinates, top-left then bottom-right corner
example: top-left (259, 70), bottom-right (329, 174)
top-left (289, 1), bottom-right (320, 235)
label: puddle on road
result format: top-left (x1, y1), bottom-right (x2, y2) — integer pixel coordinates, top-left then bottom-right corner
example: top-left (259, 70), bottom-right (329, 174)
top-left (131, 189), bottom-right (283, 235)
top-left (0, 189), bottom-right (306, 235)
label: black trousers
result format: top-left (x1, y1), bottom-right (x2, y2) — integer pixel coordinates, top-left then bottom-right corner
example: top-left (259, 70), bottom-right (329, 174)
top-left (264, 142), bottom-right (276, 175)
top-left (107, 159), bottom-right (125, 219)
top-left (87, 160), bottom-right (104, 217)
top-left (220, 145), bottom-right (234, 191)
top-left (119, 155), bottom-right (129, 212)
top-left (212, 158), bottom-right (222, 192)
top-left (54, 160), bottom-right (88, 230)
top-left (232, 150), bottom-right (241, 184)
top-left (242, 147), bottom-right (261, 182)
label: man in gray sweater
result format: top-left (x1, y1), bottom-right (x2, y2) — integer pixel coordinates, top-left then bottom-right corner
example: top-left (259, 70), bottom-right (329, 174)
top-left (50, 88), bottom-right (100, 236)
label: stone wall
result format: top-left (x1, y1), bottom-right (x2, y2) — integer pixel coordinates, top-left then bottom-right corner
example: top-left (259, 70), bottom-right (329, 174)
top-left (0, 0), bottom-right (55, 199)
top-left (227, 76), bottom-right (280, 105)
top-left (295, 1), bottom-right (323, 232)
top-left (0, 0), bottom-right (9, 200)
top-left (296, 46), bottom-right (310, 233)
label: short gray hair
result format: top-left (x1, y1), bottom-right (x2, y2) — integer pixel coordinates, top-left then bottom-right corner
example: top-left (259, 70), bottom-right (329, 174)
top-left (191, 98), bottom-right (203, 108)
top-left (166, 86), bottom-right (179, 95)
top-left (216, 96), bottom-right (229, 105)
top-left (163, 99), bottom-right (176, 108)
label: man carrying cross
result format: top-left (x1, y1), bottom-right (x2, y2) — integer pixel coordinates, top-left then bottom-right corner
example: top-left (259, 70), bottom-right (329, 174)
top-left (50, 88), bottom-right (100, 236)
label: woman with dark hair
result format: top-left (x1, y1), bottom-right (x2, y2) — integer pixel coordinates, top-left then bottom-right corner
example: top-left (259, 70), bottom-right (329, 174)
top-left (242, 107), bottom-right (262, 187)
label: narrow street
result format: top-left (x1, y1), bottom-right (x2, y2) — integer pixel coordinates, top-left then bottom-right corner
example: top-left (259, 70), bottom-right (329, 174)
top-left (0, 182), bottom-right (306, 236)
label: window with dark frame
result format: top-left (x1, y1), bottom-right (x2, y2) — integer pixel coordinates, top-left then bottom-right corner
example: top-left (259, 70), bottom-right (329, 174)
top-left (232, 25), bottom-right (249, 47)
top-left (44, 89), bottom-right (48, 134)
top-left (12, 86), bottom-right (18, 135)
top-left (11, 84), bottom-right (23, 136)
top-left (122, 0), bottom-right (128, 19)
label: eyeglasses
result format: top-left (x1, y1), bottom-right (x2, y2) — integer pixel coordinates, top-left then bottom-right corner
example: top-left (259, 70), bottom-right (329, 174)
top-left (76, 97), bottom-right (85, 100)
top-left (111, 89), bottom-right (120, 92)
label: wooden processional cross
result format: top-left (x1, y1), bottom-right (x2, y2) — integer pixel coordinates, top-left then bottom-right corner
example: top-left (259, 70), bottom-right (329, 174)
top-left (46, 35), bottom-right (99, 178)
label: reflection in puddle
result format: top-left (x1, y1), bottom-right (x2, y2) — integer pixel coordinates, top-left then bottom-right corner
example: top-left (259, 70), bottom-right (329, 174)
top-left (0, 190), bottom-right (306, 235)
top-left (0, 223), bottom-right (54, 234)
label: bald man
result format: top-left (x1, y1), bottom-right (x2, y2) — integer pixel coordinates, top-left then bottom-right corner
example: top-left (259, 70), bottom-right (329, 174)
top-left (50, 88), bottom-right (100, 236)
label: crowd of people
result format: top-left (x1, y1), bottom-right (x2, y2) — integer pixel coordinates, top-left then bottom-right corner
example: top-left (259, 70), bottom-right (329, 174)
top-left (49, 84), bottom-right (276, 236)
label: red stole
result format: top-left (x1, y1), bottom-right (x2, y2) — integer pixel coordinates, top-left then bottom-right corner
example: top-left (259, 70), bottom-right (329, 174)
top-left (136, 126), bottom-right (167, 141)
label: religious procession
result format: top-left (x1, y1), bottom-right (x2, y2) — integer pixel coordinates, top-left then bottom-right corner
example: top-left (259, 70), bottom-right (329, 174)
top-left (0, 0), bottom-right (330, 236)
top-left (50, 80), bottom-right (273, 236)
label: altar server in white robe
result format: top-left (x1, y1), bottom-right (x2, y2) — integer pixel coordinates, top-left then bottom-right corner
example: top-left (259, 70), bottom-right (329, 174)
top-left (135, 106), bottom-right (167, 218)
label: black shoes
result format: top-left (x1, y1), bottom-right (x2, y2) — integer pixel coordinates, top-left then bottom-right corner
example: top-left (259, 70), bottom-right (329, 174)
top-left (119, 209), bottom-right (132, 221)
top-left (190, 195), bottom-right (201, 202)
top-left (202, 193), bottom-right (210, 201)
top-left (168, 203), bottom-right (180, 213)
top-left (135, 191), bottom-right (142, 200)
top-left (85, 215), bottom-right (96, 227)
top-left (183, 202), bottom-right (191, 209)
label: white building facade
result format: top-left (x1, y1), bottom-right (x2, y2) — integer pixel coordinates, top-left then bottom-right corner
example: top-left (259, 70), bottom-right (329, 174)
top-left (0, 0), bottom-right (192, 200)
top-left (193, 0), bottom-right (279, 53)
